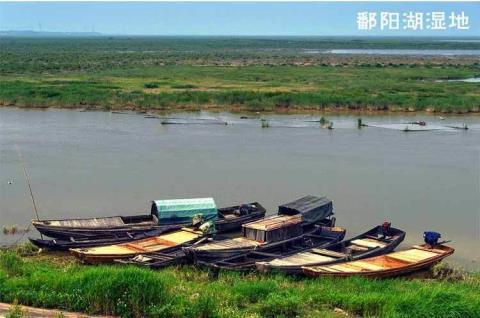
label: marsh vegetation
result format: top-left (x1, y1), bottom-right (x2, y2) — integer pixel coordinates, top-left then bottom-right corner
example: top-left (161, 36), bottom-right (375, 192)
top-left (0, 37), bottom-right (479, 113)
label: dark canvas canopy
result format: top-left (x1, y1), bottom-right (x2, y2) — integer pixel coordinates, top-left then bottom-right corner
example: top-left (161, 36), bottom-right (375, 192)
top-left (278, 195), bottom-right (333, 225)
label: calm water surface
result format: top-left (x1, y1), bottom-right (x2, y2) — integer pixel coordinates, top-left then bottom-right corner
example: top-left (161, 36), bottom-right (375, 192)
top-left (1, 108), bottom-right (479, 269)
top-left (317, 49), bottom-right (480, 56)
top-left (436, 78), bottom-right (480, 83)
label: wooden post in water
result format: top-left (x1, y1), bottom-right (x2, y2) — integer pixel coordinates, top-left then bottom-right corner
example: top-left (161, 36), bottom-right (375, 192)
top-left (261, 119), bottom-right (269, 128)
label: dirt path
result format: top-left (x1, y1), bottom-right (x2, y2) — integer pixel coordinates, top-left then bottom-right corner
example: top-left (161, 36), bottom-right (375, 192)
top-left (0, 303), bottom-right (117, 318)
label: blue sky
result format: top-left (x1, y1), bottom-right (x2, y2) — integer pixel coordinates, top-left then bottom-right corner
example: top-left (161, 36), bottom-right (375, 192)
top-left (0, 2), bottom-right (478, 36)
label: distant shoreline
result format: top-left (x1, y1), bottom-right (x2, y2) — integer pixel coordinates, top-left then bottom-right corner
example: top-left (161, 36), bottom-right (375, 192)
top-left (2, 104), bottom-right (480, 116)
top-left (2, 37), bottom-right (479, 115)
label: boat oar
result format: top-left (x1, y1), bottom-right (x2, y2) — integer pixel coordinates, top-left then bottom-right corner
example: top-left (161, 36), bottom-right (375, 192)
top-left (436, 240), bottom-right (452, 246)
top-left (15, 144), bottom-right (43, 239)
top-left (193, 237), bottom-right (209, 245)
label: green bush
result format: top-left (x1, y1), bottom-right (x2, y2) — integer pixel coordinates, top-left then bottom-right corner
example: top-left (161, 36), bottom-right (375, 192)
top-left (0, 252), bottom-right (24, 277)
top-left (144, 82), bottom-right (160, 89)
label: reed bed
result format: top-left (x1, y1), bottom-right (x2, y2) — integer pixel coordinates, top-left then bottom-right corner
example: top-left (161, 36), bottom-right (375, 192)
top-left (1, 38), bottom-right (479, 114)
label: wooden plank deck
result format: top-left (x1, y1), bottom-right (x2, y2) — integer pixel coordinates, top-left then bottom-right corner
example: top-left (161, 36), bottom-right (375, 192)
top-left (350, 238), bottom-right (386, 249)
top-left (196, 237), bottom-right (260, 250)
top-left (0, 303), bottom-right (117, 318)
top-left (243, 215), bottom-right (302, 230)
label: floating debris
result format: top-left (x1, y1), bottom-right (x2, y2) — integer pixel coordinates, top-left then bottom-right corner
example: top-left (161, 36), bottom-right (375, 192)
top-left (3, 225), bottom-right (18, 235)
top-left (2, 225), bottom-right (30, 235)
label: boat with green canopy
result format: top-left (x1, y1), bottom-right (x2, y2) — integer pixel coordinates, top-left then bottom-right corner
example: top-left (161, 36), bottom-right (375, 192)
top-left (32, 198), bottom-right (266, 240)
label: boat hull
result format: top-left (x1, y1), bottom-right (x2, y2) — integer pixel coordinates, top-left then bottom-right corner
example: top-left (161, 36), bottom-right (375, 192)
top-left (29, 228), bottom-right (169, 251)
top-left (215, 210), bottom-right (265, 233)
top-left (302, 244), bottom-right (454, 279)
top-left (201, 226), bottom-right (347, 271)
top-left (71, 245), bottom-right (183, 264)
top-left (70, 228), bottom-right (204, 264)
top-left (33, 202), bottom-right (266, 240)
top-left (256, 225), bottom-right (406, 274)
top-left (33, 219), bottom-right (179, 240)
top-left (183, 246), bottom-right (256, 263)
top-left (184, 225), bottom-right (334, 264)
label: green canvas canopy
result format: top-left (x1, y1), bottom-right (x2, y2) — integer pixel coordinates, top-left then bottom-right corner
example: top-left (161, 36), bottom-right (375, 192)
top-left (151, 197), bottom-right (218, 225)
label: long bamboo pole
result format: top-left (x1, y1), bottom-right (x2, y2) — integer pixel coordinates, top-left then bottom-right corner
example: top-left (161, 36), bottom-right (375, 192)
top-left (15, 145), bottom-right (42, 238)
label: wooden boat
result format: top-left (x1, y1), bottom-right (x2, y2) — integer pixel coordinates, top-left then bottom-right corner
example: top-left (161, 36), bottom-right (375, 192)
top-left (28, 227), bottom-right (171, 251)
top-left (32, 200), bottom-right (265, 239)
top-left (32, 214), bottom-right (177, 240)
top-left (302, 244), bottom-right (454, 278)
top-left (117, 249), bottom-right (190, 269)
top-left (256, 223), bottom-right (405, 274)
top-left (183, 195), bottom-right (336, 263)
top-left (197, 226), bottom-right (346, 271)
top-left (185, 214), bottom-right (318, 262)
top-left (216, 202), bottom-right (266, 233)
top-left (71, 227), bottom-right (204, 264)
top-left (116, 237), bottom-right (210, 269)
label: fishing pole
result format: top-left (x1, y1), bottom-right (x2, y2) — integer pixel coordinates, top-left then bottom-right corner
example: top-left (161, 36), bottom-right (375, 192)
top-left (15, 144), bottom-right (43, 239)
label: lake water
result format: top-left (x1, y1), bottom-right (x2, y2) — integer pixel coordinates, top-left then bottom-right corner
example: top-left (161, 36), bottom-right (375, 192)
top-left (436, 78), bottom-right (480, 83)
top-left (310, 49), bottom-right (480, 56)
top-left (1, 108), bottom-right (479, 269)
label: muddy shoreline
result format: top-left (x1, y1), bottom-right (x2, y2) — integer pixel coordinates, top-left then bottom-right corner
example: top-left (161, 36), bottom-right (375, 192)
top-left (3, 104), bottom-right (480, 116)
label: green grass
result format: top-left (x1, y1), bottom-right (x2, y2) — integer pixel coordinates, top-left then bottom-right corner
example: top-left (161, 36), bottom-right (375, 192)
top-left (0, 37), bottom-right (479, 113)
top-left (1, 36), bottom-right (480, 74)
top-left (0, 250), bottom-right (479, 318)
top-left (1, 64), bottom-right (479, 113)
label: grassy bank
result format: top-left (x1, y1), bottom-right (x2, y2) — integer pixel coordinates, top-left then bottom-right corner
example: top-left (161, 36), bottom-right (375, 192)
top-left (1, 37), bottom-right (479, 113)
top-left (1, 64), bottom-right (479, 114)
top-left (0, 249), bottom-right (479, 318)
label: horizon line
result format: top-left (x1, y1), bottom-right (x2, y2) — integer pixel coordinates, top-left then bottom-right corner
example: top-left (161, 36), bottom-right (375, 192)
top-left (1, 30), bottom-right (479, 38)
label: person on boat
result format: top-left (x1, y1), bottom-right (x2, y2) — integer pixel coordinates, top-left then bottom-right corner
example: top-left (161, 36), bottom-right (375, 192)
top-left (381, 221), bottom-right (392, 238)
top-left (236, 204), bottom-right (255, 216)
top-left (191, 214), bottom-right (216, 235)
